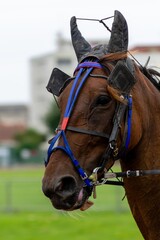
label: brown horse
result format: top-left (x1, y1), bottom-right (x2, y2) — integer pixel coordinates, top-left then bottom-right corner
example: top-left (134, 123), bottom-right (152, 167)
top-left (42, 11), bottom-right (160, 239)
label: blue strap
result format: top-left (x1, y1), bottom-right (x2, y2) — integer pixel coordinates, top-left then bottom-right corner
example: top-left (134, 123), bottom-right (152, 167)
top-left (64, 68), bottom-right (83, 117)
top-left (74, 62), bottom-right (102, 72)
top-left (47, 131), bottom-right (61, 158)
top-left (45, 61), bottom-right (101, 187)
top-left (66, 67), bottom-right (93, 118)
top-left (47, 130), bottom-right (92, 187)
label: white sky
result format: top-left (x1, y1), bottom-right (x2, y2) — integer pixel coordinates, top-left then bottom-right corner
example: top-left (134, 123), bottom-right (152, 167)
top-left (0, 0), bottom-right (160, 104)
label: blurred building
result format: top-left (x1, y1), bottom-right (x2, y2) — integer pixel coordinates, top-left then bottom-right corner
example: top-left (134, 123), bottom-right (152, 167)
top-left (130, 45), bottom-right (160, 68)
top-left (29, 36), bottom-right (107, 133)
top-left (0, 104), bottom-right (28, 145)
top-left (29, 37), bottom-right (160, 134)
top-left (29, 37), bottom-right (78, 134)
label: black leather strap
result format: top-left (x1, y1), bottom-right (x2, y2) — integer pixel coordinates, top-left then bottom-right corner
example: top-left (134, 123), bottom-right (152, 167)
top-left (66, 126), bottom-right (110, 139)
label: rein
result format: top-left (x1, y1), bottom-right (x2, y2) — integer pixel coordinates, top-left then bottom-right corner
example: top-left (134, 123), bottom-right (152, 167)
top-left (90, 169), bottom-right (160, 187)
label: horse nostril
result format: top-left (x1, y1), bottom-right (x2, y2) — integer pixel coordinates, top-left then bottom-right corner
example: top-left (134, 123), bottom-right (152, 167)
top-left (42, 175), bottom-right (78, 209)
top-left (55, 176), bottom-right (77, 196)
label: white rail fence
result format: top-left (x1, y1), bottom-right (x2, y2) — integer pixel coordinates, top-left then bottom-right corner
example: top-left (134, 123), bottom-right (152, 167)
top-left (0, 179), bottom-right (129, 213)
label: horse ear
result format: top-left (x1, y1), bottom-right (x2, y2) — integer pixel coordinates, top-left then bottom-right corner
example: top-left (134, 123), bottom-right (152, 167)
top-left (108, 61), bottom-right (136, 93)
top-left (70, 16), bottom-right (92, 62)
top-left (108, 10), bottom-right (128, 53)
top-left (46, 68), bottom-right (70, 96)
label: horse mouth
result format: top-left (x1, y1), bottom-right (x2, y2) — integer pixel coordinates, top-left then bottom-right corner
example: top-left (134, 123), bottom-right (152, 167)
top-left (50, 188), bottom-right (93, 211)
top-left (69, 188), bottom-right (93, 211)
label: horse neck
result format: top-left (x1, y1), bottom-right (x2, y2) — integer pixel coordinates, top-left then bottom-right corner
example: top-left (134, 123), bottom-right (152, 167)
top-left (120, 67), bottom-right (160, 239)
top-left (126, 66), bottom-right (160, 168)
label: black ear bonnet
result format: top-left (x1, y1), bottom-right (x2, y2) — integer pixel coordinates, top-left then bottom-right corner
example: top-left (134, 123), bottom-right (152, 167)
top-left (108, 59), bottom-right (136, 93)
top-left (46, 10), bottom-right (136, 97)
top-left (46, 68), bottom-right (70, 97)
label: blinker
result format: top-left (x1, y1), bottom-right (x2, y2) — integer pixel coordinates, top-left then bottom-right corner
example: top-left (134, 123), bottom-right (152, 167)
top-left (108, 60), bottom-right (136, 93)
top-left (46, 68), bottom-right (70, 96)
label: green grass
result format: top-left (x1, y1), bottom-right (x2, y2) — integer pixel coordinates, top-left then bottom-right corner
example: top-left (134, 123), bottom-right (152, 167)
top-left (0, 167), bottom-right (143, 240)
top-left (0, 211), bottom-right (143, 240)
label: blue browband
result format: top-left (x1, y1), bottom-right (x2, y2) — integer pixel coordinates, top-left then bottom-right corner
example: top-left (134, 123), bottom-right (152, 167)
top-left (45, 61), bottom-right (132, 188)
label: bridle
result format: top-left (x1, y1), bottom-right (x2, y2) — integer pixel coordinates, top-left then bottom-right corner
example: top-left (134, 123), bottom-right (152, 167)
top-left (45, 57), bottom-right (160, 198)
top-left (45, 11), bottom-right (160, 201)
top-left (45, 58), bottom-right (135, 194)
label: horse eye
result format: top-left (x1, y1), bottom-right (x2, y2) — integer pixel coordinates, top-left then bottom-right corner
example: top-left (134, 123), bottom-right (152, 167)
top-left (96, 95), bottom-right (111, 106)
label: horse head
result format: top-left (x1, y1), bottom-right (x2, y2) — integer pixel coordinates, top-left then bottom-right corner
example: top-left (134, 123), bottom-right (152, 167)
top-left (42, 10), bottom-right (136, 211)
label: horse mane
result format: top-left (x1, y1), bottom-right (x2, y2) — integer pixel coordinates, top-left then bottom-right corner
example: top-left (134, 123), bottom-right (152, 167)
top-left (100, 52), bottom-right (128, 63)
top-left (140, 66), bottom-right (160, 91)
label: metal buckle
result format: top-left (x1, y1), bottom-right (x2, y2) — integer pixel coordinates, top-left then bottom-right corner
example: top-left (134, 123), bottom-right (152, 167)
top-left (109, 142), bottom-right (114, 149)
top-left (113, 145), bottom-right (119, 157)
top-left (81, 172), bottom-right (89, 181)
top-left (89, 167), bottom-right (101, 184)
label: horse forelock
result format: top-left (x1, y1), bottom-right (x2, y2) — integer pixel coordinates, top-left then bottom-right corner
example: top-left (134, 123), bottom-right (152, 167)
top-left (99, 52), bottom-right (129, 103)
top-left (100, 51), bottom-right (128, 63)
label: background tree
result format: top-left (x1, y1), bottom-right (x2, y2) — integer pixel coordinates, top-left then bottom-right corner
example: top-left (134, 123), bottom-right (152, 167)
top-left (14, 128), bottom-right (46, 162)
top-left (14, 128), bottom-right (45, 151)
top-left (44, 102), bottom-right (60, 134)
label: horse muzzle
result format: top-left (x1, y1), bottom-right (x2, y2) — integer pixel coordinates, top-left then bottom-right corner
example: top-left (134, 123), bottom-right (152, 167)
top-left (42, 175), bottom-right (92, 211)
